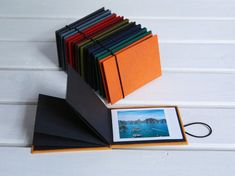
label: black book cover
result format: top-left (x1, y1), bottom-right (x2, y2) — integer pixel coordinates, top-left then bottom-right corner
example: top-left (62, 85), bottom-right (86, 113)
top-left (32, 66), bottom-right (115, 152)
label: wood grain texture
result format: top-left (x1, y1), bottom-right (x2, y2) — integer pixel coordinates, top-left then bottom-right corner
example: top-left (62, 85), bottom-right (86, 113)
top-left (0, 42), bottom-right (235, 73)
top-left (160, 43), bottom-right (235, 73)
top-left (0, 18), bottom-right (235, 42)
top-left (0, 147), bottom-right (235, 176)
top-left (0, 70), bottom-right (66, 103)
top-left (0, 71), bottom-right (234, 107)
top-left (1, 0), bottom-right (235, 18)
top-left (108, 72), bottom-right (235, 108)
top-left (0, 41), bottom-right (58, 70)
top-left (0, 104), bottom-right (36, 146)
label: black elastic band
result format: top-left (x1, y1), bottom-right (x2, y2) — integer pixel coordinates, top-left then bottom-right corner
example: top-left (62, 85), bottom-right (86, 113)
top-left (184, 122), bottom-right (212, 138)
top-left (65, 26), bottom-right (125, 98)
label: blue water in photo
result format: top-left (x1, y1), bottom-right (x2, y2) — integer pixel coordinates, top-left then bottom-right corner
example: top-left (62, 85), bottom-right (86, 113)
top-left (118, 109), bottom-right (169, 138)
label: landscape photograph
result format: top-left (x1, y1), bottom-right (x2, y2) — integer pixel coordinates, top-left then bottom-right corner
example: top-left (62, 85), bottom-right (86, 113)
top-left (117, 109), bottom-right (170, 139)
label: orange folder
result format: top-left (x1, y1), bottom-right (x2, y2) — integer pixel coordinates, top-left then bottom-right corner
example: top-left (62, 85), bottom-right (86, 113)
top-left (100, 35), bottom-right (161, 104)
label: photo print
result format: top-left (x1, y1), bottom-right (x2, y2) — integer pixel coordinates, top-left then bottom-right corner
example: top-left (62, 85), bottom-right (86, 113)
top-left (111, 107), bottom-right (184, 142)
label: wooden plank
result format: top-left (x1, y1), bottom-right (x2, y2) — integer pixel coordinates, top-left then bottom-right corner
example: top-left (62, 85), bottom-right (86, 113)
top-left (111, 72), bottom-right (235, 108)
top-left (0, 18), bottom-right (72, 41)
top-left (1, 41), bottom-right (234, 72)
top-left (0, 18), bottom-right (235, 42)
top-left (160, 43), bottom-right (235, 73)
top-left (1, 0), bottom-right (235, 18)
top-left (0, 147), bottom-right (234, 176)
top-left (135, 19), bottom-right (235, 42)
top-left (1, 105), bottom-right (235, 150)
top-left (0, 41), bottom-right (58, 70)
top-left (0, 71), bottom-right (234, 107)
top-left (0, 70), bottom-right (66, 103)
top-left (0, 104), bottom-right (36, 146)
top-left (0, 42), bottom-right (235, 73)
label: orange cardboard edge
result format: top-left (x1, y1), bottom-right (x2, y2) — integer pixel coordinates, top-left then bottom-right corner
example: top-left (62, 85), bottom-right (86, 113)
top-left (111, 141), bottom-right (188, 149)
top-left (175, 106), bottom-right (188, 141)
top-left (99, 34), bottom-right (153, 104)
top-left (31, 145), bottom-right (111, 154)
top-left (99, 62), bottom-right (110, 102)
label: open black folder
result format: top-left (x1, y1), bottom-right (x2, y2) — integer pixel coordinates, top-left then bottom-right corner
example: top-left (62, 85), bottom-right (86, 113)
top-left (32, 66), bottom-right (187, 153)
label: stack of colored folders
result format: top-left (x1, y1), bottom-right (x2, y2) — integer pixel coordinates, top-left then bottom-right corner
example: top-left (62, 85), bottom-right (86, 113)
top-left (56, 7), bottom-right (162, 104)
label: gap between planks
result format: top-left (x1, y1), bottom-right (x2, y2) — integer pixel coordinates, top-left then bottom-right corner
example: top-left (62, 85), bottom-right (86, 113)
top-left (1, 101), bottom-right (235, 109)
top-left (1, 39), bottom-right (235, 44)
top-left (2, 144), bottom-right (235, 152)
top-left (0, 68), bottom-right (235, 74)
top-left (1, 16), bottom-right (235, 21)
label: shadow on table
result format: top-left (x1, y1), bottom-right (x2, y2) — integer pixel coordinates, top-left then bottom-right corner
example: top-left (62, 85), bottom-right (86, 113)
top-left (22, 105), bottom-right (37, 147)
top-left (38, 42), bottom-right (59, 68)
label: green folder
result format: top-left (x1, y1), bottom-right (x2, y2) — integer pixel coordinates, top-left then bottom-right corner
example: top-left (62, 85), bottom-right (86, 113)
top-left (74, 19), bottom-right (130, 80)
top-left (79, 21), bottom-right (133, 86)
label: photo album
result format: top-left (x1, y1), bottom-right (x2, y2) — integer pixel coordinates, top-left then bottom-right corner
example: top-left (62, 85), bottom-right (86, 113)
top-left (32, 67), bottom-right (187, 153)
top-left (31, 8), bottom-right (188, 153)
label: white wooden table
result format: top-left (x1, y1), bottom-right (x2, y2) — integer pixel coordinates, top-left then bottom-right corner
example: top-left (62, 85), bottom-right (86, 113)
top-left (1, 0), bottom-right (235, 175)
